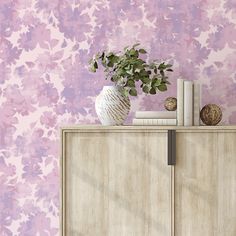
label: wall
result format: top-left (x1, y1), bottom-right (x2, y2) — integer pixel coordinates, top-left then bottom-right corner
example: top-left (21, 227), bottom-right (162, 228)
top-left (1, 0), bottom-right (236, 234)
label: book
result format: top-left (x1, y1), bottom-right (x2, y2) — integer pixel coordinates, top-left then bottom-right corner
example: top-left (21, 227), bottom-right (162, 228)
top-left (193, 83), bottom-right (201, 126)
top-left (184, 81), bottom-right (193, 126)
top-left (133, 118), bottom-right (177, 126)
top-left (177, 79), bottom-right (184, 126)
top-left (135, 111), bottom-right (176, 119)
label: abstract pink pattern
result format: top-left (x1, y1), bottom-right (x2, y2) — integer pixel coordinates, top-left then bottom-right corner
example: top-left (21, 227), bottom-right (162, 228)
top-left (0, 0), bottom-right (236, 235)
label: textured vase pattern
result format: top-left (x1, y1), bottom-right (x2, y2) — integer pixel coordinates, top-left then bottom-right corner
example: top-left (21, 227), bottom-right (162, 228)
top-left (95, 86), bottom-right (131, 125)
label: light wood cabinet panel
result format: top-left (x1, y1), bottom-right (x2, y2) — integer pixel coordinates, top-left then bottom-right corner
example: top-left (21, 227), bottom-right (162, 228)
top-left (62, 130), bottom-right (172, 236)
top-left (175, 132), bottom-right (236, 236)
top-left (61, 126), bottom-right (236, 236)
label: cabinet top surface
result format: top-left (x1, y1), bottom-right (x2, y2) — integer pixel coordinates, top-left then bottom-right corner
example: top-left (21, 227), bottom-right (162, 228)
top-left (61, 125), bottom-right (236, 132)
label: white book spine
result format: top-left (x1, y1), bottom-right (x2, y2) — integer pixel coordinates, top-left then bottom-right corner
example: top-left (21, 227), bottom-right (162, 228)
top-left (184, 81), bottom-right (193, 126)
top-left (132, 119), bottom-right (177, 126)
top-left (177, 79), bottom-right (184, 126)
top-left (135, 111), bottom-right (176, 119)
top-left (133, 119), bottom-right (143, 125)
top-left (193, 83), bottom-right (201, 126)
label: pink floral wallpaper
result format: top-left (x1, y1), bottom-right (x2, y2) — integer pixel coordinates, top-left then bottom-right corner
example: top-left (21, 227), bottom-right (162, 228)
top-left (1, 0), bottom-right (236, 235)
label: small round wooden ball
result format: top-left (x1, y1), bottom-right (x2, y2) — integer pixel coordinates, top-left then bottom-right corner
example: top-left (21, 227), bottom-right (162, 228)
top-left (200, 104), bottom-right (222, 126)
top-left (164, 97), bottom-right (177, 111)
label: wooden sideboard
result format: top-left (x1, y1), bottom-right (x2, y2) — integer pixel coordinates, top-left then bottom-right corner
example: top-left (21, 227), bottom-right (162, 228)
top-left (61, 126), bottom-right (236, 236)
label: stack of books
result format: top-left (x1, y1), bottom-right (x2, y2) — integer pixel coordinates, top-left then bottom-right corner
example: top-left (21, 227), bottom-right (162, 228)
top-left (132, 111), bottom-right (177, 125)
top-left (177, 79), bottom-right (201, 126)
top-left (132, 78), bottom-right (201, 127)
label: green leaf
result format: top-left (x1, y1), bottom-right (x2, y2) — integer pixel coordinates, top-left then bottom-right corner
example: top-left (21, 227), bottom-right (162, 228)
top-left (152, 79), bottom-right (161, 87)
top-left (134, 74), bottom-right (140, 81)
top-left (129, 88), bottom-right (137, 96)
top-left (133, 43), bottom-right (140, 48)
top-left (158, 84), bottom-right (167, 91)
top-left (129, 49), bottom-right (136, 56)
top-left (128, 49), bottom-right (139, 58)
top-left (158, 63), bottom-right (165, 70)
top-left (100, 52), bottom-right (105, 59)
top-left (139, 49), bottom-right (147, 54)
top-left (142, 85), bottom-right (150, 94)
top-left (141, 77), bottom-right (151, 83)
top-left (126, 69), bottom-right (133, 75)
top-left (89, 65), bottom-right (96, 72)
top-left (107, 61), bottom-right (114, 67)
top-left (149, 87), bottom-right (156, 94)
top-left (158, 63), bottom-right (173, 70)
top-left (94, 61), bottom-right (98, 69)
top-left (126, 79), bottom-right (135, 87)
top-left (124, 89), bottom-right (129, 97)
top-left (107, 54), bottom-right (119, 64)
top-left (111, 75), bottom-right (119, 82)
top-left (120, 88), bottom-right (129, 97)
top-left (89, 60), bottom-right (98, 72)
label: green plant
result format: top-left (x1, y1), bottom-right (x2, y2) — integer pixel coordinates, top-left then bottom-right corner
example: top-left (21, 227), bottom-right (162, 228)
top-left (89, 44), bottom-right (173, 96)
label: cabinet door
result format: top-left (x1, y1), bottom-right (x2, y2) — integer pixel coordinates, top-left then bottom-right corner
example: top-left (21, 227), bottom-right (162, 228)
top-left (175, 132), bottom-right (236, 236)
top-left (62, 130), bottom-right (172, 236)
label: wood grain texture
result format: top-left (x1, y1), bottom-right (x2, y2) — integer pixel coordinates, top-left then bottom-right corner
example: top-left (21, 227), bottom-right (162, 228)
top-left (61, 126), bottom-right (236, 236)
top-left (62, 131), bottom-right (172, 236)
top-left (175, 132), bottom-right (236, 236)
top-left (61, 125), bottom-right (236, 132)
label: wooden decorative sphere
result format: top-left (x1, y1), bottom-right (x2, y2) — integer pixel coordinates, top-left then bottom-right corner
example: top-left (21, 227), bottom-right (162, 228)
top-left (200, 104), bottom-right (222, 126)
top-left (164, 97), bottom-right (177, 111)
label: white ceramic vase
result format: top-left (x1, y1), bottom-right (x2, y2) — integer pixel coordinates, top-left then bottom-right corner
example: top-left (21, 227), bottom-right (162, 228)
top-left (95, 86), bottom-right (131, 125)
